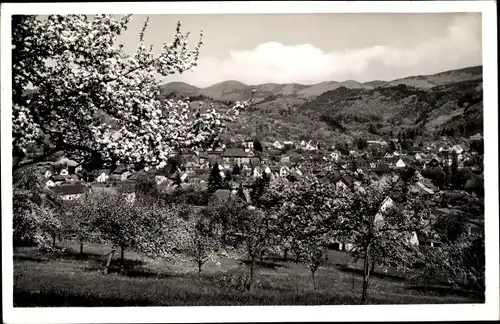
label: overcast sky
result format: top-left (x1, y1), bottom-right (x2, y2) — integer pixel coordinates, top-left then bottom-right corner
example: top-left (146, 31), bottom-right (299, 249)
top-left (115, 13), bottom-right (482, 87)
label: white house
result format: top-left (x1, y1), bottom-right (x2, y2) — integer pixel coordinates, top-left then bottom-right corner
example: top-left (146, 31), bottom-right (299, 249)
top-left (44, 170), bottom-right (52, 179)
top-left (451, 144), bottom-right (464, 154)
top-left (96, 170), bottom-right (110, 183)
top-left (243, 137), bottom-right (254, 150)
top-left (272, 141), bottom-right (283, 149)
top-left (330, 151), bottom-right (341, 162)
top-left (415, 153), bottom-right (423, 161)
top-left (305, 141), bottom-right (317, 151)
top-left (383, 152), bottom-right (393, 158)
top-left (395, 158), bottom-right (406, 168)
top-left (45, 179), bottom-right (56, 187)
top-left (60, 168), bottom-right (69, 176)
top-left (279, 165), bottom-right (290, 178)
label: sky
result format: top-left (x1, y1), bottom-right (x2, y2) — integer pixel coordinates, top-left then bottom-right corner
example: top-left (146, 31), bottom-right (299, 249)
top-left (115, 13), bottom-right (482, 87)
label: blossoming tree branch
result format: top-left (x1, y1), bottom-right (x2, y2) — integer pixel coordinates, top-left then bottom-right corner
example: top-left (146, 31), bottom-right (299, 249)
top-left (12, 15), bottom-right (253, 171)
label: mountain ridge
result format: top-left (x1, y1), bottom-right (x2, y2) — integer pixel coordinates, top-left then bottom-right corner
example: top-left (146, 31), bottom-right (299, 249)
top-left (161, 65), bottom-right (482, 102)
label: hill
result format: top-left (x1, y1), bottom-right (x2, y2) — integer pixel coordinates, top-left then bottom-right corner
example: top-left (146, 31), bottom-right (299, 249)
top-left (195, 80), bottom-right (251, 102)
top-left (159, 82), bottom-right (200, 97)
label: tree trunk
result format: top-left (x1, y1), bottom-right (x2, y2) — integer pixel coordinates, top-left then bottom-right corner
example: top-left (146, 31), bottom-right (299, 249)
top-left (370, 260), bottom-right (376, 277)
top-left (198, 261), bottom-right (203, 277)
top-left (79, 241), bottom-right (84, 257)
top-left (120, 245), bottom-right (125, 260)
top-left (248, 256), bottom-right (256, 291)
top-left (52, 234), bottom-right (56, 248)
top-left (104, 249), bottom-right (115, 275)
top-left (361, 244), bottom-right (371, 304)
top-left (283, 248), bottom-right (288, 262)
top-left (311, 270), bottom-right (317, 290)
top-left (260, 251), bottom-right (264, 264)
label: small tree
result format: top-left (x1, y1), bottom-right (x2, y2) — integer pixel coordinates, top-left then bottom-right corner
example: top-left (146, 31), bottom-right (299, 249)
top-left (13, 167), bottom-right (62, 249)
top-left (179, 207), bottom-right (222, 275)
top-left (421, 234), bottom-right (485, 292)
top-left (90, 192), bottom-right (142, 266)
top-left (60, 196), bottom-right (102, 256)
top-left (213, 197), bottom-right (277, 291)
top-left (451, 150), bottom-right (459, 188)
top-left (253, 139), bottom-right (263, 152)
top-left (207, 162), bottom-right (223, 193)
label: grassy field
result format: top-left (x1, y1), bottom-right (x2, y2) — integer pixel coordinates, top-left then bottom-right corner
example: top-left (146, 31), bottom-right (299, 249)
top-left (13, 240), bottom-right (483, 306)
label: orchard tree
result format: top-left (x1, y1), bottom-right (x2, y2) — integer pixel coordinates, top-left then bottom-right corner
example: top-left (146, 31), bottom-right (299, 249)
top-left (213, 196), bottom-right (278, 291)
top-left (60, 196), bottom-right (102, 256)
top-left (12, 15), bottom-right (253, 171)
top-left (421, 234), bottom-right (485, 292)
top-left (341, 176), bottom-right (433, 304)
top-left (12, 166), bottom-right (63, 249)
top-left (277, 175), bottom-right (349, 289)
top-left (178, 207), bottom-right (223, 275)
top-left (90, 192), bottom-right (143, 267)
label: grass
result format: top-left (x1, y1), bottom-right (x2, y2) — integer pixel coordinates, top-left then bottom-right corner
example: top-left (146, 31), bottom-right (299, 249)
top-left (13, 240), bottom-right (484, 307)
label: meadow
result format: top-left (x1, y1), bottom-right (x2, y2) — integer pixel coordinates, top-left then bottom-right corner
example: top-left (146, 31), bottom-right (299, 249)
top-left (13, 240), bottom-right (483, 307)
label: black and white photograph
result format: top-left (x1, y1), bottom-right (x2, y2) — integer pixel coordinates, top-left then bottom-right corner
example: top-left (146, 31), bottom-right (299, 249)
top-left (1, 1), bottom-right (498, 323)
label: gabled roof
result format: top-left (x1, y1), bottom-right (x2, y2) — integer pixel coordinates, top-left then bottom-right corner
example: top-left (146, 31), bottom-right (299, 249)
top-left (96, 169), bottom-right (112, 176)
top-left (222, 148), bottom-right (250, 157)
top-left (50, 175), bottom-right (67, 181)
top-left (51, 184), bottom-right (89, 195)
top-left (112, 165), bottom-right (128, 174)
top-left (213, 189), bottom-right (231, 201)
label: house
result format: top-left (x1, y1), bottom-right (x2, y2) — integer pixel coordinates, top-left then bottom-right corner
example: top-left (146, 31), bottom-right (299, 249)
top-left (43, 169), bottom-right (53, 179)
top-left (395, 158), bottom-right (406, 168)
top-left (112, 165), bottom-right (131, 181)
top-left (330, 151), bottom-right (341, 162)
top-left (51, 184), bottom-right (89, 201)
top-left (410, 182), bottom-right (435, 196)
top-left (305, 140), bottom-right (317, 151)
top-left (96, 170), bottom-right (111, 183)
top-left (371, 163), bottom-right (391, 174)
top-left (60, 168), bottom-right (69, 176)
top-left (335, 174), bottom-right (356, 190)
top-left (279, 165), bottom-right (291, 178)
top-left (451, 144), bottom-right (464, 154)
top-left (383, 152), bottom-right (393, 159)
top-left (469, 133), bottom-right (483, 141)
top-left (50, 175), bottom-right (67, 185)
top-left (45, 179), bottom-right (56, 187)
top-left (415, 153), bottom-right (424, 161)
top-left (268, 165), bottom-right (281, 178)
top-left (272, 141), bottom-right (283, 149)
top-left (243, 137), bottom-right (254, 150)
top-left (222, 148), bottom-right (258, 166)
top-left (280, 156), bottom-right (290, 163)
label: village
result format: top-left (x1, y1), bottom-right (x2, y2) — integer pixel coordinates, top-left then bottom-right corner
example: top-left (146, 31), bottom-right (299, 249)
top-left (33, 132), bottom-right (485, 249)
